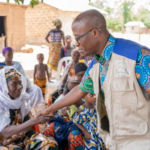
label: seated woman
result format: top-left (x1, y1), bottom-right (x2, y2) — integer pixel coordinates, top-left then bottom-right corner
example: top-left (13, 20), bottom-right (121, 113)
top-left (43, 63), bottom-right (88, 150)
top-left (48, 49), bottom-right (81, 106)
top-left (0, 67), bottom-right (58, 150)
top-left (60, 49), bottom-right (80, 88)
top-left (2, 47), bottom-right (44, 108)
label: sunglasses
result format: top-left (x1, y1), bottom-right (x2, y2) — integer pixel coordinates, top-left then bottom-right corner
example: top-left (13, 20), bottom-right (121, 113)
top-left (75, 27), bottom-right (101, 44)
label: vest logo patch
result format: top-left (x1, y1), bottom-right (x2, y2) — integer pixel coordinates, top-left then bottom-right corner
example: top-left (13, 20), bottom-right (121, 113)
top-left (114, 60), bottom-right (130, 77)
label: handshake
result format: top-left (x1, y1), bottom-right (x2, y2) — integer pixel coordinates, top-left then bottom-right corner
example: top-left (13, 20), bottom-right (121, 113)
top-left (31, 113), bottom-right (54, 125)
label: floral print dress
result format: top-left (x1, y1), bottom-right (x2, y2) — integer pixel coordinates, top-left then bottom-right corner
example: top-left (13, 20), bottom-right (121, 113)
top-left (73, 105), bottom-right (106, 150)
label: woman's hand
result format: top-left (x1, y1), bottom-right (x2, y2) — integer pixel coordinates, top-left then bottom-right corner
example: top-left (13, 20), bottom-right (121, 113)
top-left (31, 115), bottom-right (53, 124)
top-left (84, 132), bottom-right (91, 140)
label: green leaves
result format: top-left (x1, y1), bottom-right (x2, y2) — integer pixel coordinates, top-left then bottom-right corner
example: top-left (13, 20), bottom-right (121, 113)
top-left (6, 0), bottom-right (44, 7)
top-left (14, 0), bottom-right (20, 4)
top-left (140, 8), bottom-right (150, 27)
top-left (106, 18), bottom-right (123, 32)
top-left (30, 0), bottom-right (39, 8)
top-left (122, 1), bottom-right (135, 24)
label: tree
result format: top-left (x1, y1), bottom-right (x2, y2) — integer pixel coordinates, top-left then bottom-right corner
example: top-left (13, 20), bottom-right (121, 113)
top-left (122, 0), bottom-right (135, 24)
top-left (105, 7), bottom-right (112, 15)
top-left (106, 17), bottom-right (123, 32)
top-left (6, 0), bottom-right (43, 7)
top-left (140, 8), bottom-right (150, 28)
top-left (89, 0), bottom-right (108, 9)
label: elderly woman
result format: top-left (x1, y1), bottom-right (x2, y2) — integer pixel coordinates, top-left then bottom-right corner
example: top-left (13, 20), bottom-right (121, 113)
top-left (2, 47), bottom-right (44, 108)
top-left (46, 19), bottom-right (65, 77)
top-left (0, 67), bottom-right (58, 150)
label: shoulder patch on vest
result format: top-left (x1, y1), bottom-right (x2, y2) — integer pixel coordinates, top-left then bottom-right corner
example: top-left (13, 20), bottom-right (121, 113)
top-left (113, 38), bottom-right (149, 61)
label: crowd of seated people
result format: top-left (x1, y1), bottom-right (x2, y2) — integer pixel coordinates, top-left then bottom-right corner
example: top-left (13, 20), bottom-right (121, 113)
top-left (0, 37), bottom-right (104, 150)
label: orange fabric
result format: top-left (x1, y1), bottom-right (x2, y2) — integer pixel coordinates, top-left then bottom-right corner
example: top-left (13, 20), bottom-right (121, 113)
top-left (47, 42), bottom-right (62, 71)
top-left (79, 59), bottom-right (85, 63)
top-left (35, 77), bottom-right (47, 95)
top-left (43, 122), bottom-right (55, 137)
top-left (68, 67), bottom-right (75, 77)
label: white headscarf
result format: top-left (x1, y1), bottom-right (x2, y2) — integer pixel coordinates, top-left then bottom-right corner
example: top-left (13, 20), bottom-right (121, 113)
top-left (0, 66), bottom-right (31, 132)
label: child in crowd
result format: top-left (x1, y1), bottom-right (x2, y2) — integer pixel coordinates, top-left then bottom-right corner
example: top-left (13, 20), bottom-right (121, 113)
top-left (63, 62), bottom-right (88, 97)
top-left (34, 53), bottom-right (50, 97)
top-left (73, 93), bottom-right (106, 150)
top-left (2, 47), bottom-right (44, 108)
top-left (59, 35), bottom-right (75, 61)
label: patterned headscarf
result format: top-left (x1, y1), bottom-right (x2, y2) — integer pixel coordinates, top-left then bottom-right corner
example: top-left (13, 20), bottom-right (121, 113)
top-left (52, 19), bottom-right (62, 27)
top-left (2, 47), bottom-right (13, 54)
top-left (5, 68), bottom-right (21, 83)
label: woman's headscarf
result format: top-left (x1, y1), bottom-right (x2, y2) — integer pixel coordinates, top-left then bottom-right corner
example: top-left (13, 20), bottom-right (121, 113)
top-left (2, 47), bottom-right (13, 54)
top-left (0, 66), bottom-right (31, 132)
top-left (52, 19), bottom-right (62, 27)
top-left (5, 69), bottom-right (21, 83)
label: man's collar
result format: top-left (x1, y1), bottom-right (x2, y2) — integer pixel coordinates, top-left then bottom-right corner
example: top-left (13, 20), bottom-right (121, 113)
top-left (94, 35), bottom-right (116, 64)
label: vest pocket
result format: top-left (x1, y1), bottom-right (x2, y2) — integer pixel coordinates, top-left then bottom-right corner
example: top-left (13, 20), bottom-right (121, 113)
top-left (111, 79), bottom-right (137, 108)
top-left (115, 122), bottom-right (148, 135)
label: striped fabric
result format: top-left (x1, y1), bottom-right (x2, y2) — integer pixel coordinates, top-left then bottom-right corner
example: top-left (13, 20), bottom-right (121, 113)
top-left (50, 30), bottom-right (62, 42)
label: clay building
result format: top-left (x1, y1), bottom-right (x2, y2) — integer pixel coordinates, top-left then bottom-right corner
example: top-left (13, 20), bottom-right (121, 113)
top-left (0, 0), bottom-right (106, 51)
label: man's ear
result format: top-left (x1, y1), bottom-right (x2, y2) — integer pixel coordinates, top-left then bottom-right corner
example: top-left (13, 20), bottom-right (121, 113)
top-left (93, 28), bottom-right (100, 37)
